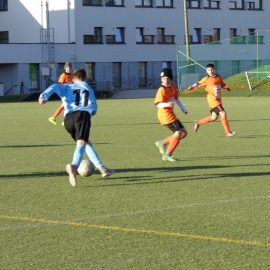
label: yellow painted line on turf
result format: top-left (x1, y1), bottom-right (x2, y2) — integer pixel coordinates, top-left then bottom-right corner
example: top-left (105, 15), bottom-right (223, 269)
top-left (0, 214), bottom-right (269, 249)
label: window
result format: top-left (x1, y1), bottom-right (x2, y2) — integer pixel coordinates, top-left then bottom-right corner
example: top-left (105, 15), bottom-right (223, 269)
top-left (229, 0), bottom-right (245, 10)
top-left (247, 29), bottom-right (264, 44)
top-left (203, 0), bottom-right (220, 9)
top-left (105, 0), bottom-right (124, 6)
top-left (106, 27), bottom-right (125, 44)
top-left (232, 60), bottom-right (240, 74)
top-left (230, 28), bottom-right (246, 44)
top-left (136, 27), bottom-right (154, 44)
top-left (246, 0), bottom-right (263, 10)
top-left (156, 0), bottom-right (173, 8)
top-left (0, 0), bottom-right (7, 11)
top-left (84, 27), bottom-right (103, 44)
top-left (135, 0), bottom-right (153, 7)
top-left (230, 28), bottom-right (237, 38)
top-left (85, 63), bottom-right (95, 81)
top-left (29, 64), bottom-right (39, 90)
top-left (191, 28), bottom-right (201, 43)
top-left (187, 0), bottom-right (201, 8)
top-left (82, 0), bottom-right (102, 6)
top-left (112, 62), bottom-right (122, 88)
top-left (157, 28), bottom-right (174, 44)
top-left (0, 31), bottom-right (8, 43)
top-left (138, 62), bottom-right (147, 87)
top-left (212, 28), bottom-right (220, 42)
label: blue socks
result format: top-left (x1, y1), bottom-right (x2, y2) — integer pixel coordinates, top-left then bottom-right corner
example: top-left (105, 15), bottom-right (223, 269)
top-left (85, 143), bottom-right (104, 169)
top-left (72, 143), bottom-right (86, 167)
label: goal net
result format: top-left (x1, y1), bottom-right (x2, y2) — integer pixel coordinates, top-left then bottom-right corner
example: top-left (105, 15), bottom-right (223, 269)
top-left (245, 70), bottom-right (270, 90)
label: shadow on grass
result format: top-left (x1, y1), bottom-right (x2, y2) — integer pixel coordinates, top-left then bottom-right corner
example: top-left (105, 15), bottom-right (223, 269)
top-left (1, 164), bottom-right (269, 185)
top-left (184, 154), bottom-right (270, 161)
top-left (0, 171), bottom-right (67, 180)
top-left (0, 142), bottom-right (108, 149)
top-left (92, 170), bottom-right (270, 188)
top-left (0, 144), bottom-right (72, 149)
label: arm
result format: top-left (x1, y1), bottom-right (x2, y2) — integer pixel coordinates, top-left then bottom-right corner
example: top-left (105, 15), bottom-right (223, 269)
top-left (220, 76), bottom-right (230, 91)
top-left (188, 83), bottom-right (199, 91)
top-left (38, 84), bottom-right (63, 105)
top-left (175, 99), bottom-right (188, 114)
top-left (155, 102), bottom-right (174, 108)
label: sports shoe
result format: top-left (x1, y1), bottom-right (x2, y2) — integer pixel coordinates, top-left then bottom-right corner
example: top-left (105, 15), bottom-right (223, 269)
top-left (66, 164), bottom-right (77, 187)
top-left (99, 166), bottom-right (115, 178)
top-left (226, 131), bottom-right (237, 137)
top-left (155, 141), bottom-right (165, 155)
top-left (194, 121), bottom-right (200, 132)
top-left (48, 117), bottom-right (57, 125)
top-left (162, 154), bottom-right (177, 162)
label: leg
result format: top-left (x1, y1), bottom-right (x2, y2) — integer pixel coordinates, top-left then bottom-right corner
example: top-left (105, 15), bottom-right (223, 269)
top-left (194, 111), bottom-right (218, 132)
top-left (66, 140), bottom-right (86, 187)
top-left (48, 104), bottom-right (64, 125)
top-left (162, 120), bottom-right (187, 162)
top-left (219, 111), bottom-right (237, 137)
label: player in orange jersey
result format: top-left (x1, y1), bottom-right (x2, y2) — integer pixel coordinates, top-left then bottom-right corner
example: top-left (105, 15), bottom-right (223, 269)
top-left (48, 62), bottom-right (73, 125)
top-left (154, 68), bottom-right (188, 162)
top-left (188, 63), bottom-right (237, 137)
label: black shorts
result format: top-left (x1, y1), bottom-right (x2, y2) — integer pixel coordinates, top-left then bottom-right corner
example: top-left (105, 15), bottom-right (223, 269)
top-left (210, 104), bottom-right (225, 114)
top-left (165, 119), bottom-right (184, 133)
top-left (64, 110), bottom-right (91, 142)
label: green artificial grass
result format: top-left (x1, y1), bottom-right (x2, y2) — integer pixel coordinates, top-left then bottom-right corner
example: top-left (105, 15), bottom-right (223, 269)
top-left (0, 97), bottom-right (270, 269)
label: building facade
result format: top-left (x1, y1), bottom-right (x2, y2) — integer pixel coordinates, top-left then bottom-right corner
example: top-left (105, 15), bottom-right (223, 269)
top-left (0, 0), bottom-right (269, 95)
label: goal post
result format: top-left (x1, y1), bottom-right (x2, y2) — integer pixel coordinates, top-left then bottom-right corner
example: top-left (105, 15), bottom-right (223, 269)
top-left (245, 71), bottom-right (270, 90)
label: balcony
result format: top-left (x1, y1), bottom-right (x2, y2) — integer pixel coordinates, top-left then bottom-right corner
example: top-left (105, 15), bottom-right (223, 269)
top-left (106, 35), bottom-right (125, 44)
top-left (83, 35), bottom-right (103, 44)
top-left (136, 35), bottom-right (155, 44)
top-left (230, 35), bottom-right (246, 44)
top-left (248, 35), bottom-right (264, 44)
top-left (157, 35), bottom-right (174, 44)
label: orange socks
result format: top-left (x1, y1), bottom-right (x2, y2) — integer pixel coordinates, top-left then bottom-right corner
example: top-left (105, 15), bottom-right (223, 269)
top-left (221, 116), bottom-right (231, 134)
top-left (165, 136), bottom-right (180, 155)
top-left (198, 116), bottom-right (213, 125)
top-left (52, 104), bottom-right (64, 118)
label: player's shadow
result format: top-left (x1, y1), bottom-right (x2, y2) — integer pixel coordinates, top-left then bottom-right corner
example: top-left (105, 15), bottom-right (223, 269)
top-left (0, 143), bottom-right (73, 149)
top-left (0, 171), bottom-right (67, 180)
top-left (0, 142), bottom-right (108, 149)
top-left (91, 169), bottom-right (270, 188)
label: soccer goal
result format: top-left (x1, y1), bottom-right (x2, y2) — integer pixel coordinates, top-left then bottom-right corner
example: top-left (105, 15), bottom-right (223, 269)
top-left (245, 71), bottom-right (270, 90)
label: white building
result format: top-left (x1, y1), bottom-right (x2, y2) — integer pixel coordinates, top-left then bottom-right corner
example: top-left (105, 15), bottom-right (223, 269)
top-left (0, 0), bottom-right (269, 95)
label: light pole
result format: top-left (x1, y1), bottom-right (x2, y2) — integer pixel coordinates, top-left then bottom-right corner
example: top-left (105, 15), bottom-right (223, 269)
top-left (183, 0), bottom-right (191, 64)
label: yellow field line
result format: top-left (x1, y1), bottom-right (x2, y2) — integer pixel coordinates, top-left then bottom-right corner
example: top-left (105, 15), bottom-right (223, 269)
top-left (0, 214), bottom-right (269, 248)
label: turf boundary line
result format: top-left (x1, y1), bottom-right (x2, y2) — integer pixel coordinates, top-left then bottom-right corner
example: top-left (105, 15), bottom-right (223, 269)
top-left (0, 214), bottom-right (269, 248)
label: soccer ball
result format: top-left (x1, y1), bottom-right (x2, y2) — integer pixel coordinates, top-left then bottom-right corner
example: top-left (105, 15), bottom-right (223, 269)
top-left (77, 159), bottom-right (95, 177)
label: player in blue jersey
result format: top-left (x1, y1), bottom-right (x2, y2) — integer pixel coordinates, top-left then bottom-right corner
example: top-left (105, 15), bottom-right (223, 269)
top-left (38, 69), bottom-right (114, 187)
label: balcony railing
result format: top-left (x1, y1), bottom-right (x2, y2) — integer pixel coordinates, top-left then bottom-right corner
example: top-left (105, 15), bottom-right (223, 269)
top-left (83, 35), bottom-right (103, 44)
top-left (157, 35), bottom-right (174, 44)
top-left (136, 35), bottom-right (155, 44)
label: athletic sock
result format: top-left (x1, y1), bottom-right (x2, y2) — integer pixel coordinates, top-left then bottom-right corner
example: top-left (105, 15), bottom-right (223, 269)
top-left (85, 143), bottom-right (104, 169)
top-left (198, 116), bottom-right (213, 125)
top-left (221, 116), bottom-right (231, 134)
top-left (72, 143), bottom-right (86, 167)
top-left (52, 105), bottom-right (64, 118)
top-left (166, 137), bottom-right (180, 155)
top-left (163, 136), bottom-right (172, 146)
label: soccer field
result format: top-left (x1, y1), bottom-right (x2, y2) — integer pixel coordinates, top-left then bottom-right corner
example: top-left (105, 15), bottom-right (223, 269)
top-left (0, 96), bottom-right (270, 270)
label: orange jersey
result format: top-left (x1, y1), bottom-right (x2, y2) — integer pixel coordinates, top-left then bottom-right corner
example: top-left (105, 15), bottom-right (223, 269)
top-left (58, 72), bottom-right (73, 84)
top-left (154, 84), bottom-right (179, 125)
top-left (197, 75), bottom-right (226, 109)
